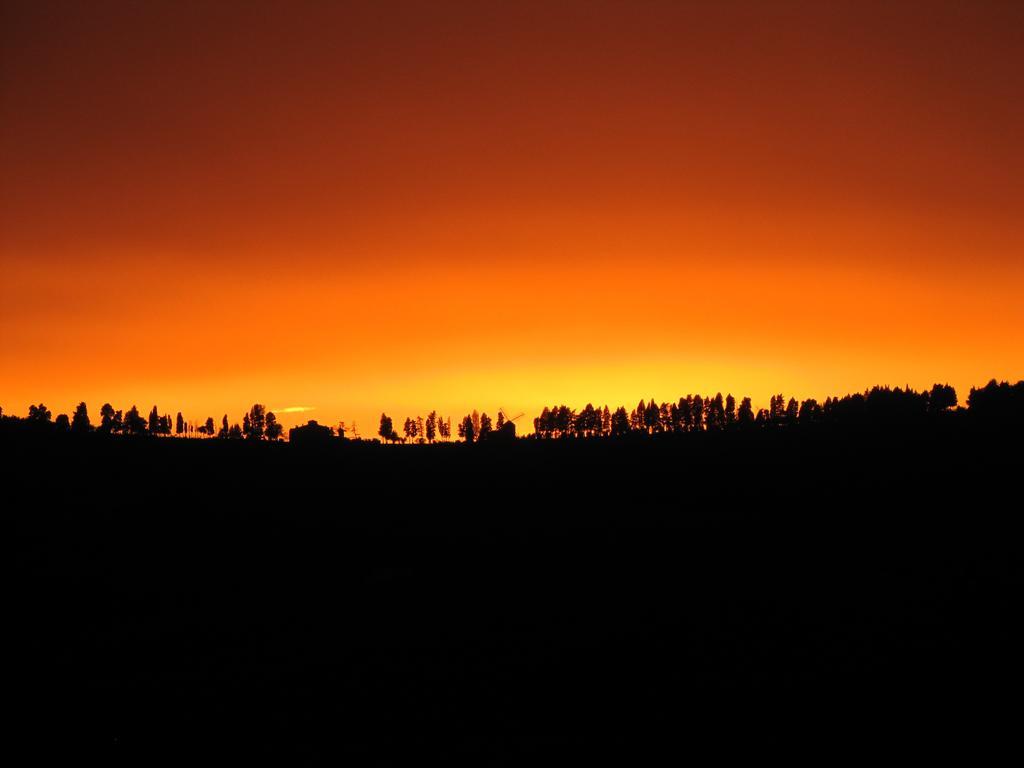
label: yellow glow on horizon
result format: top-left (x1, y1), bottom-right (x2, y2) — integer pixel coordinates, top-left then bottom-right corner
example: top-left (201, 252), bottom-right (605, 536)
top-left (2, 4), bottom-right (1022, 432)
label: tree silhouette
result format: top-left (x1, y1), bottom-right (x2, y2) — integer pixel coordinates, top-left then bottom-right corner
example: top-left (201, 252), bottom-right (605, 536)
top-left (658, 401), bottom-right (671, 433)
top-left (538, 408), bottom-right (553, 437)
top-left (929, 383), bottom-right (957, 413)
top-left (706, 394), bottom-right (725, 431)
top-left (458, 415), bottom-right (475, 443)
top-left (554, 406), bottom-right (573, 438)
top-left (786, 397), bottom-right (799, 425)
top-left (676, 398), bottom-right (692, 432)
top-left (967, 379), bottom-right (1024, 424)
top-left (737, 397), bottom-right (754, 428)
top-left (798, 398), bottom-right (822, 424)
top-left (6, 377), bottom-right (1022, 448)
top-left (28, 403), bottom-right (52, 423)
top-left (629, 399), bottom-right (644, 432)
top-left (610, 406), bottom-right (630, 436)
top-left (98, 403), bottom-right (116, 434)
top-left (124, 406), bottom-right (147, 435)
top-left (864, 385), bottom-right (929, 423)
top-left (245, 404), bottom-right (267, 440)
top-left (265, 411), bottom-right (283, 440)
top-left (71, 402), bottom-right (91, 433)
top-left (534, 407), bottom-right (550, 438)
top-left (577, 403), bottom-right (600, 437)
top-left (379, 413), bottom-right (396, 443)
top-left (825, 392), bottom-right (866, 423)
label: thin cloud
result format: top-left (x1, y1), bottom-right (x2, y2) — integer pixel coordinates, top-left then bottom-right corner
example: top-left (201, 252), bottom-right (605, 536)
top-left (272, 406), bottom-right (315, 414)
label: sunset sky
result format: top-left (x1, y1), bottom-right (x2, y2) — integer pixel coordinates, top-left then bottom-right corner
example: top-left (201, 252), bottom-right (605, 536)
top-left (2, 1), bottom-right (1022, 433)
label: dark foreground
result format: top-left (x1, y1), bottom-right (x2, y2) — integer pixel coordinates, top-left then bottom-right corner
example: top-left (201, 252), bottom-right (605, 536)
top-left (9, 426), bottom-right (1023, 759)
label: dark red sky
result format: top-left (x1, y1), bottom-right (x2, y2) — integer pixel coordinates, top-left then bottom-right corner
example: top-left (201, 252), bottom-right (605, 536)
top-left (2, 1), bottom-right (1022, 429)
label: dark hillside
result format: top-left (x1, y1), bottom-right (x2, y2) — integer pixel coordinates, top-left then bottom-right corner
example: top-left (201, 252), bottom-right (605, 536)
top-left (8, 424), bottom-right (1022, 758)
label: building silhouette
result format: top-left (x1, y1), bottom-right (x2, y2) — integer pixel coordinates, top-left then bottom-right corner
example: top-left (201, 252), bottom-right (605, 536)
top-left (288, 420), bottom-right (334, 446)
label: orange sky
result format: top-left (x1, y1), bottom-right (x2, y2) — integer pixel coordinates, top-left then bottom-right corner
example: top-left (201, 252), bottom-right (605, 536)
top-left (2, 1), bottom-right (1022, 433)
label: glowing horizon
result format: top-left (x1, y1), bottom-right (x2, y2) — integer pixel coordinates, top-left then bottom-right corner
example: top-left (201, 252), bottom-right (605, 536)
top-left (3, 2), bottom-right (1022, 433)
